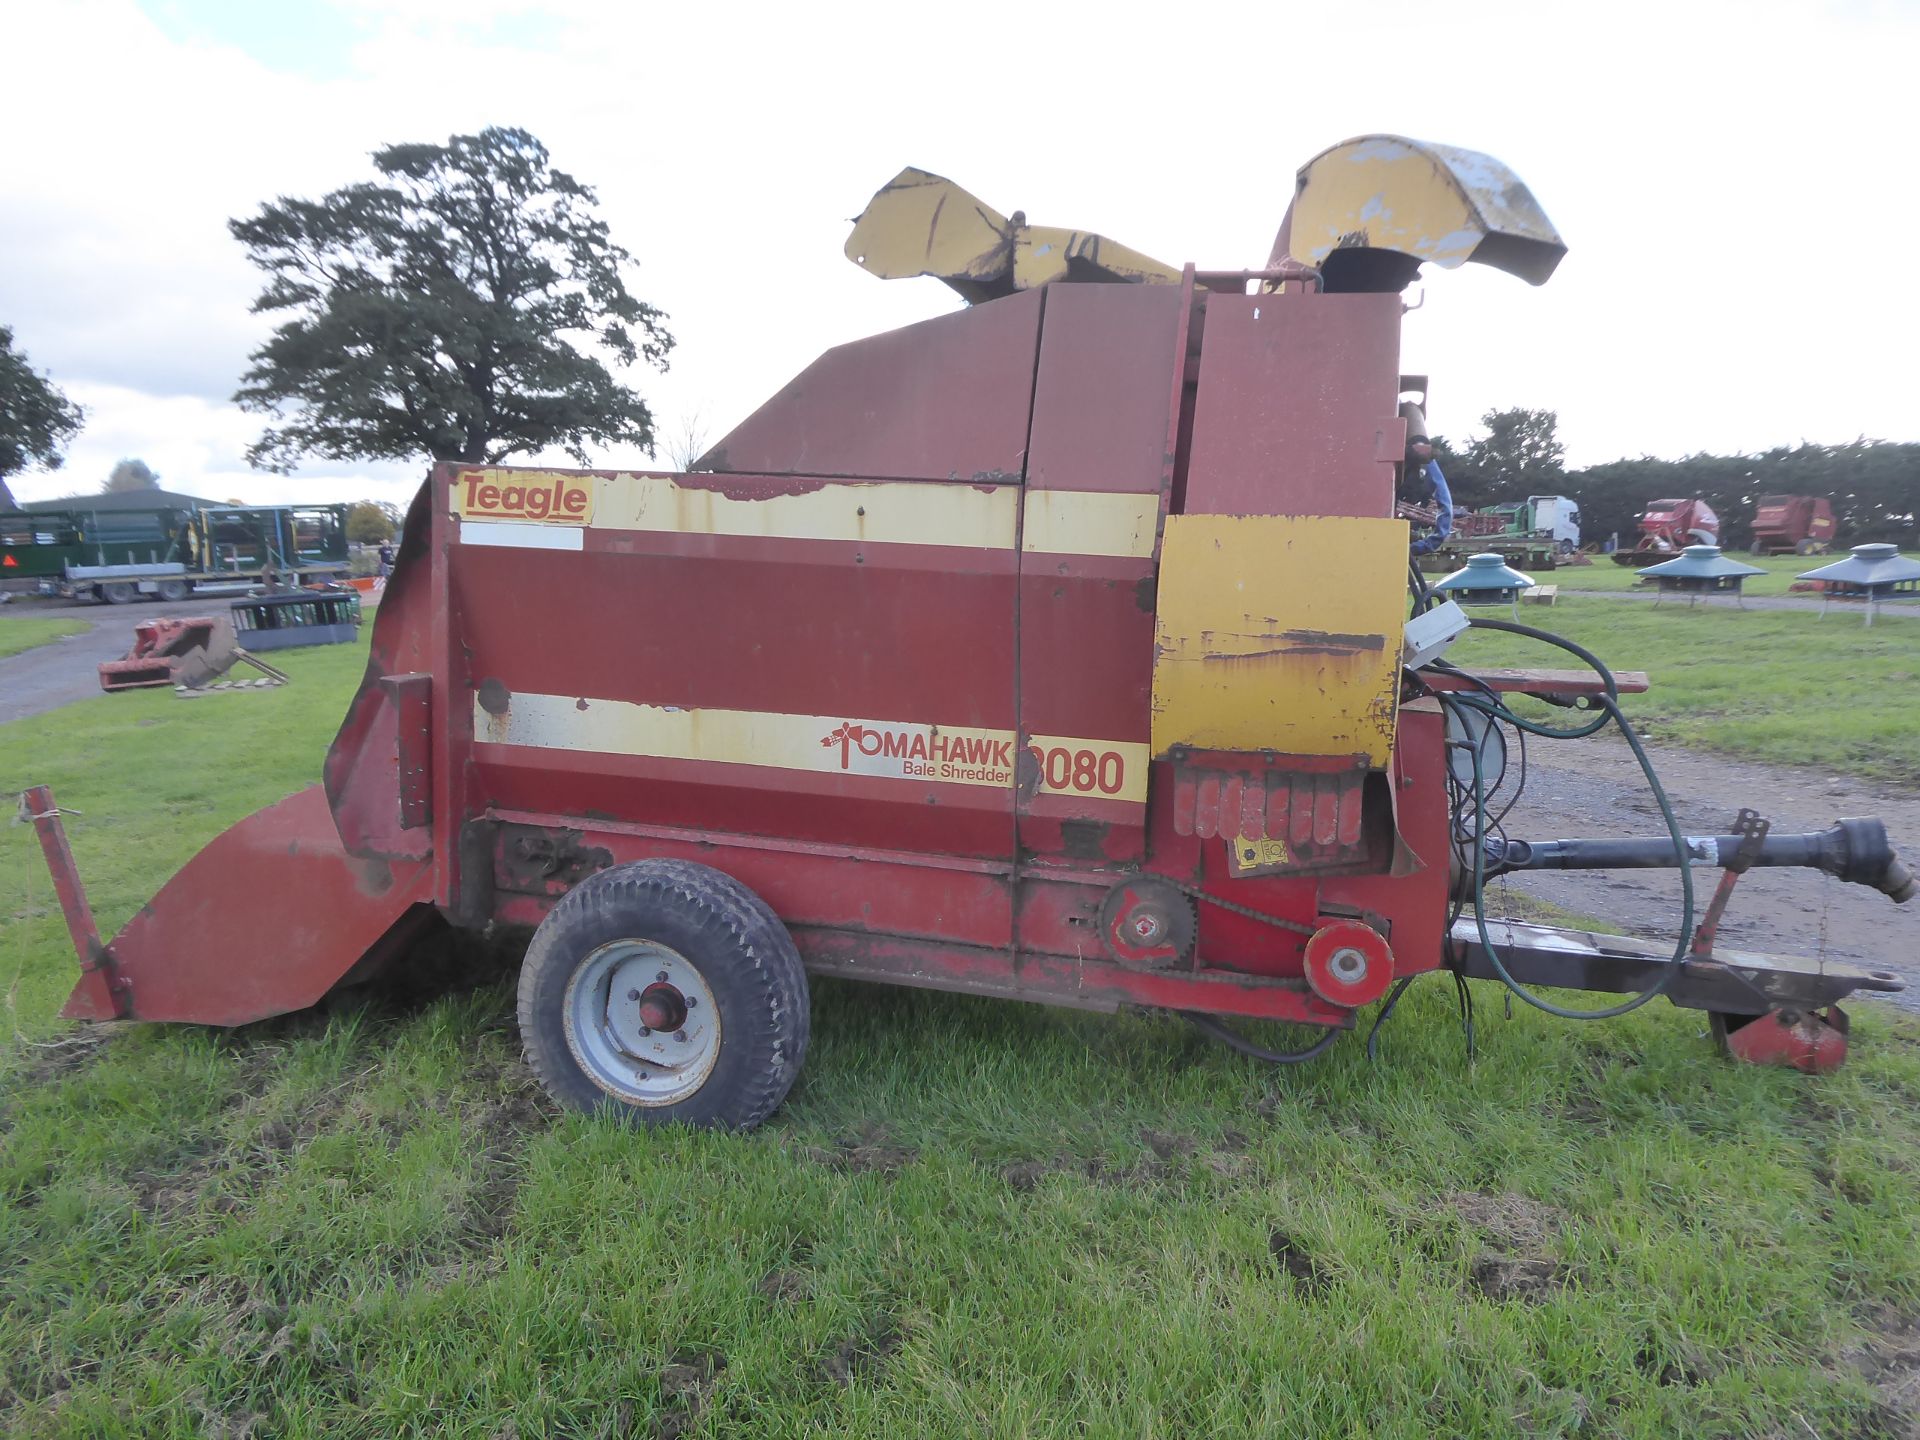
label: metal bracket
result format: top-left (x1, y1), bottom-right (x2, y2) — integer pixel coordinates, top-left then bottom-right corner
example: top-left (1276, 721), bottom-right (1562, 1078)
top-left (1690, 808), bottom-right (1770, 959)
top-left (18, 784), bottom-right (130, 1019)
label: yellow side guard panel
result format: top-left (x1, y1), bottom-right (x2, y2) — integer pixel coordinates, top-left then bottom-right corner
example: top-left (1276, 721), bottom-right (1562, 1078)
top-left (1151, 515), bottom-right (1408, 765)
top-left (846, 168), bottom-right (1181, 303)
top-left (1280, 136), bottom-right (1566, 286)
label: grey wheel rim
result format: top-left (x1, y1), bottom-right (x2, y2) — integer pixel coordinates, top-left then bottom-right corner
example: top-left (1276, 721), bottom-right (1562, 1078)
top-left (562, 939), bottom-right (721, 1106)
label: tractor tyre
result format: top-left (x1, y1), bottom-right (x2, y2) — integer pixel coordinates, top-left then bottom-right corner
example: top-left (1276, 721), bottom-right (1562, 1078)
top-left (1796, 538), bottom-right (1820, 556)
top-left (1750, 540), bottom-right (1766, 556)
top-left (102, 581), bottom-right (137, 605)
top-left (517, 859), bottom-right (809, 1130)
top-left (156, 579), bottom-right (190, 602)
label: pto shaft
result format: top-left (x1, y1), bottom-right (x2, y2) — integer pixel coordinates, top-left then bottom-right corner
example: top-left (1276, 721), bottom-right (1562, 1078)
top-left (1485, 818), bottom-right (1914, 904)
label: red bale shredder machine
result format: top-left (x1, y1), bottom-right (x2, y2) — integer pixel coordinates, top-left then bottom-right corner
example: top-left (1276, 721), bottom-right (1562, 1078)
top-left (23, 136), bottom-right (1914, 1128)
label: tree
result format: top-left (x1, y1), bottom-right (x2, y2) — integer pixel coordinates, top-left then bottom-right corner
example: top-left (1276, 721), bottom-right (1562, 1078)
top-left (0, 325), bottom-right (85, 483)
top-left (1463, 407), bottom-right (1565, 508)
top-left (345, 500), bottom-right (400, 544)
top-left (662, 409), bottom-right (711, 472)
top-left (103, 457), bottom-right (161, 493)
top-left (230, 127), bottom-right (673, 474)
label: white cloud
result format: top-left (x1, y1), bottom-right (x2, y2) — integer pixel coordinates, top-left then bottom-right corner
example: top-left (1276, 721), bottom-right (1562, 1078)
top-left (2, 0), bottom-right (1914, 512)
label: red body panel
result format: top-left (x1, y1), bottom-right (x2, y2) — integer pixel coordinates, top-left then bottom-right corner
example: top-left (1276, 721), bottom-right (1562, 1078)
top-left (1184, 291), bottom-right (1403, 517)
top-left (1025, 285), bottom-right (1183, 494)
top-left (64, 270), bottom-right (1457, 1030)
top-left (700, 290), bottom-right (1043, 481)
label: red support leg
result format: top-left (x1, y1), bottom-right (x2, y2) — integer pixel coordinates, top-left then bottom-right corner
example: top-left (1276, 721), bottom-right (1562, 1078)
top-left (19, 785), bottom-right (128, 1020)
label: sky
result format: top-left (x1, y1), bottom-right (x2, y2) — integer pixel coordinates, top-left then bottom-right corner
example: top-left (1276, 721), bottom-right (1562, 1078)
top-left (2, 0), bottom-right (1916, 511)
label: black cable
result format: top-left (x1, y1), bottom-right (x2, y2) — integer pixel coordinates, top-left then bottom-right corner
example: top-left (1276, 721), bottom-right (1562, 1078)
top-left (1408, 557), bottom-right (1437, 616)
top-left (1364, 977), bottom-right (1417, 1062)
top-left (1182, 1012), bottom-right (1343, 1064)
top-left (1492, 715), bottom-right (1528, 829)
top-left (1452, 968), bottom-right (1476, 1060)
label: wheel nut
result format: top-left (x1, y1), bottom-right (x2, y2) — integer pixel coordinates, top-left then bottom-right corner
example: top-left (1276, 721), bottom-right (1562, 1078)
top-left (626, 988), bottom-right (641, 1001)
top-left (675, 1029), bottom-right (688, 1043)
top-left (685, 997), bottom-right (697, 1009)
top-left (657, 971), bottom-right (669, 983)
top-left (638, 1026), bottom-right (651, 1037)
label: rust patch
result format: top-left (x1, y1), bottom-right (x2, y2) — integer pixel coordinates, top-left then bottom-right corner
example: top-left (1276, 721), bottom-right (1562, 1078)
top-left (1133, 574), bottom-right (1157, 613)
top-left (476, 677), bottom-right (511, 717)
top-left (1281, 629), bottom-right (1386, 650)
top-left (1197, 629), bottom-right (1386, 663)
top-left (668, 472), bottom-right (832, 500)
top-left (348, 856), bottom-right (396, 897)
top-left (1058, 820), bottom-right (1110, 861)
top-left (500, 828), bottom-right (612, 894)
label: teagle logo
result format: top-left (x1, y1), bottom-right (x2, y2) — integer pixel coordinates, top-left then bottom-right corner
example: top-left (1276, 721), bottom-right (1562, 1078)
top-left (455, 470), bottom-right (594, 525)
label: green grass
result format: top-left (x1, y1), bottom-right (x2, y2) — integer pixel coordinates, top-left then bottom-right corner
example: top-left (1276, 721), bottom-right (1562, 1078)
top-left (5, 623), bottom-right (1920, 1437)
top-left (1538, 550), bottom-right (1920, 596)
top-left (0, 613), bottom-right (90, 659)
top-left (1448, 595), bottom-right (1920, 784)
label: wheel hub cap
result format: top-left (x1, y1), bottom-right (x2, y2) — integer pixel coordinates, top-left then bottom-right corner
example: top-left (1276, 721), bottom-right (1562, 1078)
top-left (563, 941), bottom-right (721, 1106)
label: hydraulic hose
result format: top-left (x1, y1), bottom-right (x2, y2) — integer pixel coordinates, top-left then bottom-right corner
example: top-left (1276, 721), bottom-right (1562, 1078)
top-left (1443, 618), bottom-right (1696, 1020)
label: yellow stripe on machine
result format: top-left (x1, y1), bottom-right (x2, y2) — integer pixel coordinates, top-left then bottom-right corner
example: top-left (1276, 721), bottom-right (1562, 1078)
top-left (476, 693), bottom-right (1149, 803)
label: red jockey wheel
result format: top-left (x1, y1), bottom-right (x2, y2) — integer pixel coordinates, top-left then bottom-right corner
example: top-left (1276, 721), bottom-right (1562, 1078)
top-left (1303, 920), bottom-right (1395, 1008)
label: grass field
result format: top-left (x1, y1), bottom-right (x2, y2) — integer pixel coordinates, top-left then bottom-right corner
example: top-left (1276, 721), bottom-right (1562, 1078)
top-left (1536, 550), bottom-right (1920, 597)
top-left (0, 613), bottom-right (90, 660)
top-left (1448, 596), bottom-right (1920, 784)
top-left (6, 622), bottom-right (1920, 1436)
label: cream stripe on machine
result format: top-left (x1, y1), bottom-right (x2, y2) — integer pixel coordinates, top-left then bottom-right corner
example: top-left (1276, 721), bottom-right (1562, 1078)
top-left (475, 692), bottom-right (1149, 803)
top-left (1020, 490), bottom-right (1159, 559)
top-left (452, 469), bottom-right (1161, 560)
top-left (454, 470), bottom-right (1016, 550)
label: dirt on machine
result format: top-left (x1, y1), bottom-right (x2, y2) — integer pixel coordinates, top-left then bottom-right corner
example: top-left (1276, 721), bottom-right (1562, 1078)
top-left (20, 134), bottom-right (1916, 1130)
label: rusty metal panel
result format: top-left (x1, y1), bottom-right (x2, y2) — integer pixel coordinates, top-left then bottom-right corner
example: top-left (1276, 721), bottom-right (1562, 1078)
top-left (1150, 514), bottom-right (1406, 763)
top-left (381, 672), bottom-right (433, 830)
top-left (1025, 285), bottom-right (1183, 493)
top-left (698, 289), bottom-right (1043, 482)
top-left (63, 785), bottom-right (434, 1025)
top-left (1184, 291), bottom-right (1402, 518)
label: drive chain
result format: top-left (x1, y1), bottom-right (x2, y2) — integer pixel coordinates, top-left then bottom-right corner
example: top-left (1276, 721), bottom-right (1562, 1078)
top-left (1163, 876), bottom-right (1318, 937)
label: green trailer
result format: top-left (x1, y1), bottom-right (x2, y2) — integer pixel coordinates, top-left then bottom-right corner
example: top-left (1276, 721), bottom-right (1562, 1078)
top-left (1, 503), bottom-right (351, 603)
